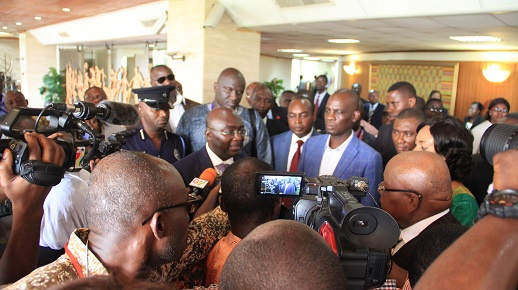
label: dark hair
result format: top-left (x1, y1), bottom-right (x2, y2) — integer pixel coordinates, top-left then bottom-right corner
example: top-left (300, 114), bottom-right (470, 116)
top-left (397, 108), bottom-right (425, 122)
top-left (425, 98), bottom-right (444, 108)
top-left (317, 74), bottom-right (328, 84)
top-left (408, 224), bottom-right (468, 287)
top-left (221, 158), bottom-right (277, 224)
top-left (387, 81), bottom-right (417, 98)
top-left (415, 96), bottom-right (426, 112)
top-left (486, 97), bottom-right (510, 120)
top-left (417, 116), bottom-right (473, 183)
top-left (471, 101), bottom-right (484, 113)
top-left (429, 90), bottom-right (442, 100)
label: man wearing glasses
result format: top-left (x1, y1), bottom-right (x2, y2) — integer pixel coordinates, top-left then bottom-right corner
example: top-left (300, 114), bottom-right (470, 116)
top-left (174, 108), bottom-right (246, 217)
top-left (122, 86), bottom-right (186, 165)
top-left (150, 65), bottom-right (199, 133)
top-left (379, 151), bottom-right (460, 288)
top-left (176, 67), bottom-right (272, 164)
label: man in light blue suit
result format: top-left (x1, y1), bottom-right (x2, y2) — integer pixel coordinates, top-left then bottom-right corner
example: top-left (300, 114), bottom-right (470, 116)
top-left (271, 97), bottom-right (320, 171)
top-left (299, 89), bottom-right (383, 207)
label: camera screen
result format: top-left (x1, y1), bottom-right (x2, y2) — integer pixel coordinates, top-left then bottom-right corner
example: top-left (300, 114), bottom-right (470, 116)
top-left (257, 173), bottom-right (304, 197)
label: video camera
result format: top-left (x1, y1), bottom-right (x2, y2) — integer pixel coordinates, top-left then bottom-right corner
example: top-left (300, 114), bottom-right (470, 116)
top-left (256, 172), bottom-right (400, 290)
top-left (0, 102), bottom-right (126, 174)
top-left (480, 123), bottom-right (518, 165)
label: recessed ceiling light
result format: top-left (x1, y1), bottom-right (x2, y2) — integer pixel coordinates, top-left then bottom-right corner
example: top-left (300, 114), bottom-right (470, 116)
top-left (304, 57), bottom-right (321, 61)
top-left (293, 53), bottom-right (309, 57)
top-left (34, 16), bottom-right (42, 20)
top-left (321, 59), bottom-right (336, 63)
top-left (62, 8), bottom-right (71, 12)
top-left (449, 36), bottom-right (501, 42)
top-left (328, 39), bottom-right (360, 44)
top-left (277, 49), bottom-right (303, 53)
top-left (15, 22), bottom-right (22, 26)
top-left (2, 26), bottom-right (7, 30)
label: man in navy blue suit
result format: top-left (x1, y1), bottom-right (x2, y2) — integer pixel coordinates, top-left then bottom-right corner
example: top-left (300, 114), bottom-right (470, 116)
top-left (313, 75), bottom-right (330, 133)
top-left (299, 89), bottom-right (383, 207)
top-left (363, 89), bottom-right (385, 130)
top-left (271, 97), bottom-right (320, 172)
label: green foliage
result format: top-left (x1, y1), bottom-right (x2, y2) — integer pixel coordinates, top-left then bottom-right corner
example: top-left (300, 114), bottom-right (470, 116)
top-left (264, 78), bottom-right (285, 98)
top-left (39, 67), bottom-right (65, 104)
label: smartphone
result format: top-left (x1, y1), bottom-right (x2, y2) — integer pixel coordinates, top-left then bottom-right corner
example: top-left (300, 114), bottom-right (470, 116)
top-left (255, 171), bottom-right (305, 197)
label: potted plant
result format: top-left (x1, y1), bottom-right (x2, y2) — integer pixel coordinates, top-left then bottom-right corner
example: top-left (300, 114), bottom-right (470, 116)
top-left (264, 78), bottom-right (285, 99)
top-left (39, 67), bottom-right (65, 104)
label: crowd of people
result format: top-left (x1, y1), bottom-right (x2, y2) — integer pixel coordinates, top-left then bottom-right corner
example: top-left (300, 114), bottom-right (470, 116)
top-left (0, 66), bottom-right (516, 289)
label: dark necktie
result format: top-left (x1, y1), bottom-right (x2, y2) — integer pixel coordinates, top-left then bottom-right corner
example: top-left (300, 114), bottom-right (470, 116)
top-left (314, 94), bottom-right (320, 115)
top-left (284, 140), bottom-right (304, 208)
top-left (216, 163), bottom-right (230, 174)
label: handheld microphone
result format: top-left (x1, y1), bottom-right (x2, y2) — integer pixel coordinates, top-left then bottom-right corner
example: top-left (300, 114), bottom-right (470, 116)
top-left (189, 168), bottom-right (218, 197)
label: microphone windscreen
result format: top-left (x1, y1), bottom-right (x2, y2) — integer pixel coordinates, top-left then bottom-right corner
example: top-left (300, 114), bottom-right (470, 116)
top-left (199, 168), bottom-right (218, 187)
top-left (97, 101), bottom-right (140, 126)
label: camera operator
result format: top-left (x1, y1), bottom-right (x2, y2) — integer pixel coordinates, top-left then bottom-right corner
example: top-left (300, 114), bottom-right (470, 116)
top-left (0, 132), bottom-right (65, 284)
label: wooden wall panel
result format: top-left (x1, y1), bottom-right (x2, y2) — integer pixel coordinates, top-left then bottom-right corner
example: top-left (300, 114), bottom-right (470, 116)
top-left (340, 61), bottom-right (518, 119)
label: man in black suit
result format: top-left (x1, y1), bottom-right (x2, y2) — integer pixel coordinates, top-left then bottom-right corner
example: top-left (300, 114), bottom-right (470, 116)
top-left (380, 151), bottom-right (459, 288)
top-left (363, 89), bottom-right (385, 129)
top-left (313, 75), bottom-right (330, 133)
top-left (250, 84), bottom-right (288, 137)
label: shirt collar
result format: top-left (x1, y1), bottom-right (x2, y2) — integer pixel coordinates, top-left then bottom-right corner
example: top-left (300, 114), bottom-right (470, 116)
top-left (67, 228), bottom-right (109, 277)
top-left (400, 209), bottom-right (449, 243)
top-left (206, 143), bottom-right (233, 167)
top-left (324, 130), bottom-right (354, 151)
top-left (291, 128), bottom-right (314, 144)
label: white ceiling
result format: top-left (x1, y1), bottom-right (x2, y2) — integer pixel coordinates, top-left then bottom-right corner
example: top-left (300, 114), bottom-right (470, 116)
top-left (18, 0), bottom-right (518, 58)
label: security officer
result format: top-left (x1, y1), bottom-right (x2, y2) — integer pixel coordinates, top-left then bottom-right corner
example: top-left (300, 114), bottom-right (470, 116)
top-left (122, 86), bottom-right (186, 165)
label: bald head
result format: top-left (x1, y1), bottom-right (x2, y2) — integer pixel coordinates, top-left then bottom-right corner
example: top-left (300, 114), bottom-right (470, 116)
top-left (220, 220), bottom-right (346, 289)
top-left (86, 151), bottom-right (187, 239)
top-left (381, 151), bottom-right (452, 228)
top-left (214, 68), bottom-right (246, 109)
top-left (206, 107), bottom-right (244, 160)
top-left (4, 90), bottom-right (28, 112)
top-left (245, 81), bottom-right (262, 105)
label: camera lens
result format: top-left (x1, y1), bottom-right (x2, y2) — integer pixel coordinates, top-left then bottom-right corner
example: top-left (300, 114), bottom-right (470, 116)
top-left (480, 123), bottom-right (518, 165)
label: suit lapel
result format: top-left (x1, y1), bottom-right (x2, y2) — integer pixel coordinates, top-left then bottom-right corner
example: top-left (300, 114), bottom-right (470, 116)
top-left (280, 133), bottom-right (292, 171)
top-left (333, 135), bottom-right (359, 178)
top-left (307, 136), bottom-right (327, 176)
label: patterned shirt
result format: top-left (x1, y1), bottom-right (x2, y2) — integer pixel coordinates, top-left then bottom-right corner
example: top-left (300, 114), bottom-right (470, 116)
top-left (205, 231), bottom-right (241, 286)
top-left (6, 229), bottom-right (109, 289)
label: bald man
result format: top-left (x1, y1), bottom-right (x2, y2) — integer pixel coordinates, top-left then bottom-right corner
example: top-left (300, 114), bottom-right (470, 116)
top-left (219, 220), bottom-right (346, 289)
top-left (9, 151), bottom-right (192, 288)
top-left (176, 68), bottom-right (272, 163)
top-left (250, 84), bottom-right (289, 137)
top-left (374, 81), bottom-right (417, 167)
top-left (380, 151), bottom-right (459, 288)
top-left (4, 90), bottom-right (28, 112)
top-left (245, 81), bottom-right (261, 106)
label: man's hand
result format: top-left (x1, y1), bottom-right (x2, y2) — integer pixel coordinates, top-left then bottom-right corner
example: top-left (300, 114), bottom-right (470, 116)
top-left (492, 148), bottom-right (518, 191)
top-left (0, 132), bottom-right (66, 211)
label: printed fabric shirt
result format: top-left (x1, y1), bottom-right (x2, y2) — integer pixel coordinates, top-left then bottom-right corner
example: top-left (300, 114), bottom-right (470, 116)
top-left (205, 231), bottom-right (241, 286)
top-left (6, 229), bottom-right (109, 289)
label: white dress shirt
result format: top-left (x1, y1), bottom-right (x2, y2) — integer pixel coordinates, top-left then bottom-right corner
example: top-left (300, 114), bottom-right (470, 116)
top-left (314, 91), bottom-right (326, 108)
top-left (286, 128), bottom-right (314, 170)
top-left (206, 143), bottom-right (234, 175)
top-left (319, 131), bottom-right (354, 176)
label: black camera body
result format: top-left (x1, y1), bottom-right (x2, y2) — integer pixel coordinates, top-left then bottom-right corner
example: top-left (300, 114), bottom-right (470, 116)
top-left (256, 173), bottom-right (400, 290)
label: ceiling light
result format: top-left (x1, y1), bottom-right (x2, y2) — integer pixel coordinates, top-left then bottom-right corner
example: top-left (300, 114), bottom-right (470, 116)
top-left (277, 49), bottom-right (303, 53)
top-left (0, 32), bottom-right (14, 37)
top-left (449, 36), bottom-right (501, 42)
top-left (34, 16), bottom-right (42, 20)
top-left (304, 57), bottom-right (320, 61)
top-left (62, 8), bottom-right (71, 12)
top-left (293, 53), bottom-right (309, 57)
top-left (328, 39), bottom-right (360, 44)
top-left (15, 22), bottom-right (22, 26)
top-left (2, 27), bottom-right (7, 30)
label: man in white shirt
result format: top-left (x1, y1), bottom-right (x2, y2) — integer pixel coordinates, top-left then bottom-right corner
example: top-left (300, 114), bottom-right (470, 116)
top-left (380, 151), bottom-right (460, 288)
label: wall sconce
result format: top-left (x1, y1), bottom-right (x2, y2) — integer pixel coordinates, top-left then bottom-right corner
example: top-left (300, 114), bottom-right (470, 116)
top-left (343, 63), bottom-right (357, 75)
top-left (482, 64), bottom-right (511, 83)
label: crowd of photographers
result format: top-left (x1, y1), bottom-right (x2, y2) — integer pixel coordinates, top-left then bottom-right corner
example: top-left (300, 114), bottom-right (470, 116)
top-left (0, 67), bottom-right (516, 289)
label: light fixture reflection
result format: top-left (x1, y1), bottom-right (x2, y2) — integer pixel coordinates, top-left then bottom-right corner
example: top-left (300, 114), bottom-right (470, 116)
top-left (482, 64), bottom-right (511, 83)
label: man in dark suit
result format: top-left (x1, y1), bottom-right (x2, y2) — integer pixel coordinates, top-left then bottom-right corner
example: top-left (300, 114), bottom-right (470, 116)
top-left (298, 89), bottom-right (383, 207)
top-left (250, 84), bottom-right (288, 137)
top-left (380, 151), bottom-right (460, 288)
top-left (374, 81), bottom-right (417, 168)
top-left (363, 89), bottom-right (385, 129)
top-left (313, 75), bottom-right (330, 133)
top-left (271, 97), bottom-right (319, 172)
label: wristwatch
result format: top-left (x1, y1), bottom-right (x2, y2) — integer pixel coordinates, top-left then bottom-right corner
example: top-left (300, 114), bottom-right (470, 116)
top-left (476, 189), bottom-right (518, 220)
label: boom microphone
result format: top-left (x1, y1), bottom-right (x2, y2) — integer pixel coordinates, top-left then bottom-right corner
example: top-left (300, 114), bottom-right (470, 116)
top-left (189, 168), bottom-right (218, 197)
top-left (96, 100), bottom-right (139, 126)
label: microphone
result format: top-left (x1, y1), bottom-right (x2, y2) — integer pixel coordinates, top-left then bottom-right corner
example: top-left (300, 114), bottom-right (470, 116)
top-left (189, 168), bottom-right (218, 197)
top-left (96, 100), bottom-right (139, 126)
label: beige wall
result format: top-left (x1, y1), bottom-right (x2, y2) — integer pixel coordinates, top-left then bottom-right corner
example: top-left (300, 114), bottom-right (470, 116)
top-left (20, 32), bottom-right (57, 107)
top-left (168, 0), bottom-right (260, 104)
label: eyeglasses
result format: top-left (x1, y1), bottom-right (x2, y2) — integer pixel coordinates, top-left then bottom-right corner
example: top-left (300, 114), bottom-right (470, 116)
top-left (378, 182), bottom-right (423, 199)
top-left (492, 107), bottom-right (508, 113)
top-left (208, 127), bottom-right (247, 138)
top-left (141, 196), bottom-right (200, 226)
top-left (221, 86), bottom-right (244, 96)
top-left (153, 73), bottom-right (175, 85)
top-left (427, 107), bottom-right (444, 113)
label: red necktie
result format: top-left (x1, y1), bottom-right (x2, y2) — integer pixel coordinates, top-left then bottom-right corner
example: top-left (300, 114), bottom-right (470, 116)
top-left (284, 140), bottom-right (304, 208)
